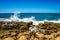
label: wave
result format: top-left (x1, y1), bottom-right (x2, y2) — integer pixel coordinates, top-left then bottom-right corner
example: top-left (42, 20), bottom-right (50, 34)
top-left (0, 12), bottom-right (60, 25)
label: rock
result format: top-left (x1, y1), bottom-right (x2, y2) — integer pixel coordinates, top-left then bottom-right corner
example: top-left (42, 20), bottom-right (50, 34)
top-left (56, 31), bottom-right (60, 36)
top-left (36, 32), bottom-right (44, 37)
top-left (30, 35), bottom-right (34, 40)
top-left (17, 31), bottom-right (31, 39)
top-left (0, 38), bottom-right (3, 40)
top-left (55, 36), bottom-right (60, 40)
top-left (23, 31), bottom-right (31, 35)
top-left (1, 21), bottom-right (60, 40)
top-left (34, 37), bottom-right (38, 40)
top-left (17, 33), bottom-right (24, 38)
top-left (35, 32), bottom-right (44, 40)
top-left (17, 36), bottom-right (27, 40)
top-left (3, 37), bottom-right (14, 40)
top-left (44, 35), bottom-right (51, 40)
top-left (10, 31), bottom-right (16, 36)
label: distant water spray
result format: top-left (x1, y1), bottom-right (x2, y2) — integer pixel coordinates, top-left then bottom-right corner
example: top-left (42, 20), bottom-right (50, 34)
top-left (13, 11), bottom-right (21, 16)
top-left (10, 11), bottom-right (21, 22)
top-left (4, 11), bottom-right (21, 22)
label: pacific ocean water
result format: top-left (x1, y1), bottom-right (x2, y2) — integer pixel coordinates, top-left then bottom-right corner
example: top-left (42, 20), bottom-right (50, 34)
top-left (0, 13), bottom-right (60, 21)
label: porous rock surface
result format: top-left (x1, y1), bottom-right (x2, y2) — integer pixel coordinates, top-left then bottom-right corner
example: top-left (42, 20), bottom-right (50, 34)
top-left (0, 21), bottom-right (60, 40)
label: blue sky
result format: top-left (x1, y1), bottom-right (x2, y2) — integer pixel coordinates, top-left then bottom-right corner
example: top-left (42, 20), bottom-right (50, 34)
top-left (0, 0), bottom-right (60, 13)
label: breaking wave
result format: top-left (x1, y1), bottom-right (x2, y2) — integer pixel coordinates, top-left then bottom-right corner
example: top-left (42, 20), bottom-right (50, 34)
top-left (0, 12), bottom-right (60, 25)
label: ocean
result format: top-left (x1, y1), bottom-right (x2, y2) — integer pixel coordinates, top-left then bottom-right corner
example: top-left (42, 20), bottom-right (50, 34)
top-left (0, 13), bottom-right (60, 25)
top-left (0, 13), bottom-right (60, 21)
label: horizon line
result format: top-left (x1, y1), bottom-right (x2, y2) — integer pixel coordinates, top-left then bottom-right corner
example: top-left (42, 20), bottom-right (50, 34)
top-left (0, 12), bottom-right (60, 13)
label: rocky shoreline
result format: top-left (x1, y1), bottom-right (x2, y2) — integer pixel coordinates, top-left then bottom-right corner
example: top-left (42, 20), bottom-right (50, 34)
top-left (0, 21), bottom-right (60, 40)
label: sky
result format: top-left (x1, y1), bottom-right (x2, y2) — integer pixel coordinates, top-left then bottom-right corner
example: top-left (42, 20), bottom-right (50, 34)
top-left (0, 0), bottom-right (60, 13)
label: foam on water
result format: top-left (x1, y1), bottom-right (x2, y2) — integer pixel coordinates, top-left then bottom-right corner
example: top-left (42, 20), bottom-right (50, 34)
top-left (2, 12), bottom-right (60, 25)
top-left (1, 12), bottom-right (60, 32)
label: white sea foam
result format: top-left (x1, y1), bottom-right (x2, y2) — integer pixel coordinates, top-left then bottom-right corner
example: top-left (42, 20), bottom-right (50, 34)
top-left (29, 27), bottom-right (38, 32)
top-left (1, 12), bottom-right (60, 25)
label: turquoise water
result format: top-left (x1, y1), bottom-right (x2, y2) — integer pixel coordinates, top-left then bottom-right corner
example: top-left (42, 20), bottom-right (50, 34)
top-left (0, 13), bottom-right (60, 21)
